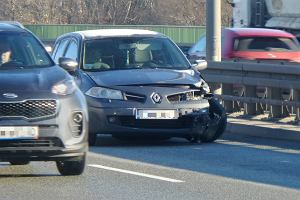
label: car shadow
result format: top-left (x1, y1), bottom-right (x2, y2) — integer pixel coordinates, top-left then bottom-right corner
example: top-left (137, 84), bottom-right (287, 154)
top-left (0, 174), bottom-right (59, 178)
top-left (89, 133), bottom-right (300, 190)
top-left (0, 163), bottom-right (61, 178)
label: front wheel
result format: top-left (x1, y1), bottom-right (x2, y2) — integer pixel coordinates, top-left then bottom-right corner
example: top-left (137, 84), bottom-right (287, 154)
top-left (56, 154), bottom-right (86, 176)
top-left (199, 98), bottom-right (227, 143)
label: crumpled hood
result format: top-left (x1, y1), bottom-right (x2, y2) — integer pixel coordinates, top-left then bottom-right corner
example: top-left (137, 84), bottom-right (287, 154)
top-left (0, 66), bottom-right (67, 92)
top-left (86, 69), bottom-right (200, 86)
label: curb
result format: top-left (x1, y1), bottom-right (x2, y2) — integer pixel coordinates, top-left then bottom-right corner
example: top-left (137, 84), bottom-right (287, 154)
top-left (225, 117), bottom-right (300, 142)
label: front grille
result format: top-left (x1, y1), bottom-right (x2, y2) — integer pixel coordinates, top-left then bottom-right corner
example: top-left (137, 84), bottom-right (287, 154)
top-left (167, 91), bottom-right (202, 103)
top-left (0, 100), bottom-right (57, 120)
top-left (113, 116), bottom-right (194, 129)
top-left (0, 137), bottom-right (63, 148)
top-left (124, 92), bottom-right (146, 103)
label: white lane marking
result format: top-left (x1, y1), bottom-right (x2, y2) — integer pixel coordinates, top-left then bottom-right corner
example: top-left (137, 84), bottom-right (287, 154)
top-left (88, 164), bottom-right (184, 183)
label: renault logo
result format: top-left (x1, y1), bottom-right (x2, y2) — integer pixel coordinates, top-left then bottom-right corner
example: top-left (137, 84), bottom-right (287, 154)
top-left (151, 93), bottom-right (162, 104)
top-left (3, 93), bottom-right (18, 99)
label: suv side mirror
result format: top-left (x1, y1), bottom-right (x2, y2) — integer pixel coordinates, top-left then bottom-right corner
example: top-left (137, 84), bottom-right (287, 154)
top-left (192, 59), bottom-right (207, 71)
top-left (59, 57), bottom-right (78, 72)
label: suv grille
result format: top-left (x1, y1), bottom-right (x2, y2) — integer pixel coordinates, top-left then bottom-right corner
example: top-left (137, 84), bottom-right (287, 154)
top-left (0, 100), bottom-right (57, 120)
top-left (0, 137), bottom-right (63, 148)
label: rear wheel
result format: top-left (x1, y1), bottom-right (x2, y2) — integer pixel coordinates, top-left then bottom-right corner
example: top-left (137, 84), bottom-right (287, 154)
top-left (9, 160), bottom-right (30, 165)
top-left (56, 154), bottom-right (86, 176)
top-left (199, 98), bottom-right (227, 143)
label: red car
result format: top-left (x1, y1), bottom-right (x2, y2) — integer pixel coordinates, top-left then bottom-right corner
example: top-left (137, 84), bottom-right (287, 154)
top-left (188, 28), bottom-right (300, 63)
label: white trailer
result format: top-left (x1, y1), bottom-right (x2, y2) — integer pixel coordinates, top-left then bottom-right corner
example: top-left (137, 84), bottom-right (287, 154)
top-left (232, 0), bottom-right (300, 38)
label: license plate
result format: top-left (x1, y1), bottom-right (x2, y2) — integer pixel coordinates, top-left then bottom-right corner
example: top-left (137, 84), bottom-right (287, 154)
top-left (136, 110), bottom-right (177, 120)
top-left (0, 126), bottom-right (39, 140)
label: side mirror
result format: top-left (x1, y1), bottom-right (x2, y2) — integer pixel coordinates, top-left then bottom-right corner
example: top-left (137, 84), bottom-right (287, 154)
top-left (192, 59), bottom-right (207, 71)
top-left (58, 57), bottom-right (78, 72)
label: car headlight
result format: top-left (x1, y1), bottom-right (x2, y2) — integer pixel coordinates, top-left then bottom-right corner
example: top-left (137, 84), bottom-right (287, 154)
top-left (52, 79), bottom-right (77, 95)
top-left (195, 79), bottom-right (210, 94)
top-left (85, 87), bottom-right (124, 100)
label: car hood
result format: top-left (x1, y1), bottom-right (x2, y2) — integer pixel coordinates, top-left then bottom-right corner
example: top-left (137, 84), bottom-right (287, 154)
top-left (86, 69), bottom-right (200, 87)
top-left (0, 66), bottom-right (68, 92)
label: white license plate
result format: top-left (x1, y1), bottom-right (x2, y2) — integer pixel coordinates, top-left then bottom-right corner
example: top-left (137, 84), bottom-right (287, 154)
top-left (136, 110), bottom-right (177, 120)
top-left (0, 126), bottom-right (39, 140)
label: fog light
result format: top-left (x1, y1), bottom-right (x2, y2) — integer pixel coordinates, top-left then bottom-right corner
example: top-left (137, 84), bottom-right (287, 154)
top-left (73, 113), bottom-right (83, 124)
top-left (71, 112), bottom-right (84, 137)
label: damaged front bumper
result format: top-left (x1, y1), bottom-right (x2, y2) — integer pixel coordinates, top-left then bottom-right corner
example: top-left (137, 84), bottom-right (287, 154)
top-left (88, 96), bottom-right (224, 139)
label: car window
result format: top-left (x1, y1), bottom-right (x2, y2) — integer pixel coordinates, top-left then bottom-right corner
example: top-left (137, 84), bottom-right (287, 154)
top-left (190, 35), bottom-right (206, 53)
top-left (83, 37), bottom-right (190, 71)
top-left (53, 39), bottom-right (69, 63)
top-left (189, 34), bottom-right (224, 54)
top-left (234, 37), bottom-right (300, 52)
top-left (64, 40), bottom-right (78, 61)
top-left (0, 32), bottom-right (52, 68)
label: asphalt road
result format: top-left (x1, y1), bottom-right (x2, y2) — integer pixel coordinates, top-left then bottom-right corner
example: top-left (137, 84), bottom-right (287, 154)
top-left (0, 132), bottom-right (300, 200)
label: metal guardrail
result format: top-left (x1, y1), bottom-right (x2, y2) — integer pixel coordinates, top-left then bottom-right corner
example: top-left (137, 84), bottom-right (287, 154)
top-left (200, 61), bottom-right (300, 122)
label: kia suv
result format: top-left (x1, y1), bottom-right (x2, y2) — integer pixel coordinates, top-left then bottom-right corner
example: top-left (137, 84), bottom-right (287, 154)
top-left (0, 22), bottom-right (88, 176)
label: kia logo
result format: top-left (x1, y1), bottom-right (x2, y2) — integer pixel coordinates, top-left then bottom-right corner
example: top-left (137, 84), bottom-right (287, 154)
top-left (3, 93), bottom-right (18, 99)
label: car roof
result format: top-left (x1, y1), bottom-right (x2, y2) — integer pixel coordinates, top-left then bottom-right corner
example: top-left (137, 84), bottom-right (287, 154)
top-left (0, 22), bottom-right (26, 32)
top-left (72, 29), bottom-right (165, 40)
top-left (225, 28), bottom-right (295, 38)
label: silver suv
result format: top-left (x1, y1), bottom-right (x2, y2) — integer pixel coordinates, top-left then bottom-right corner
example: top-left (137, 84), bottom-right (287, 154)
top-left (0, 22), bottom-right (88, 176)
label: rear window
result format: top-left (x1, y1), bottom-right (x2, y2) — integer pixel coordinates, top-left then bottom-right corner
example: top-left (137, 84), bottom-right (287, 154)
top-left (233, 37), bottom-right (300, 52)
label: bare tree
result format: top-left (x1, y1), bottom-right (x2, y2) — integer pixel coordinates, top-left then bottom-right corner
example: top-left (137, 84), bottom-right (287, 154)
top-left (0, 0), bottom-right (232, 26)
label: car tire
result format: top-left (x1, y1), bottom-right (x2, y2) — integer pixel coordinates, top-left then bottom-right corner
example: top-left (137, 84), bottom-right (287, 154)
top-left (88, 132), bottom-right (97, 146)
top-left (199, 98), bottom-right (227, 143)
top-left (9, 160), bottom-right (30, 165)
top-left (56, 154), bottom-right (86, 176)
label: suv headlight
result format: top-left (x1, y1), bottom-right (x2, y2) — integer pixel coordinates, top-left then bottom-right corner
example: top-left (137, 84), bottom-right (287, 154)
top-left (52, 79), bottom-right (76, 95)
top-left (85, 87), bottom-right (124, 100)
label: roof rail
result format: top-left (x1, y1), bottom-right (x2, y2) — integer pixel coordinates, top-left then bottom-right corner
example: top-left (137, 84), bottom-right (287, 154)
top-left (0, 21), bottom-right (25, 29)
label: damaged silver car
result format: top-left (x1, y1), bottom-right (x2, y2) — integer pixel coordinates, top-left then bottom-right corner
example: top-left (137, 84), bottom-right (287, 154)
top-left (52, 29), bottom-right (227, 145)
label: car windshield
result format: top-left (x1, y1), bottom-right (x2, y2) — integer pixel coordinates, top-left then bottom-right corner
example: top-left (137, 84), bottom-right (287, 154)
top-left (0, 32), bottom-right (52, 69)
top-left (234, 37), bottom-right (300, 52)
top-left (83, 37), bottom-right (190, 71)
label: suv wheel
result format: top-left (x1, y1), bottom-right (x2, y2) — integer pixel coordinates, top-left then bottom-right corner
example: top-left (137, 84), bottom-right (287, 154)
top-left (56, 154), bottom-right (86, 176)
top-left (9, 160), bottom-right (30, 165)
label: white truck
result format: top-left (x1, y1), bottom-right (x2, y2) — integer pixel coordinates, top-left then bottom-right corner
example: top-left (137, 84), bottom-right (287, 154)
top-left (231, 0), bottom-right (300, 40)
